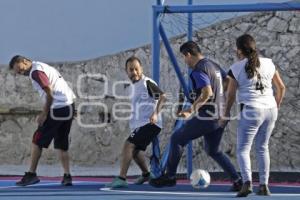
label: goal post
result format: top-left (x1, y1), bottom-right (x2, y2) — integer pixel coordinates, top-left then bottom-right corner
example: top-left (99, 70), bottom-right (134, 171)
top-left (150, 1), bottom-right (300, 179)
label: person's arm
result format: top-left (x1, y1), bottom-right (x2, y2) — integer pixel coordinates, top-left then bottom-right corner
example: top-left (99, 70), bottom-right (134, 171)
top-left (224, 77), bottom-right (238, 118)
top-left (272, 70), bottom-right (286, 108)
top-left (31, 70), bottom-right (53, 126)
top-left (176, 87), bottom-right (185, 114)
top-left (178, 71), bottom-right (212, 118)
top-left (37, 86), bottom-right (53, 126)
top-left (184, 85), bottom-right (213, 115)
top-left (220, 67), bottom-right (229, 92)
top-left (146, 80), bottom-right (167, 124)
top-left (223, 76), bottom-right (230, 92)
top-left (150, 93), bottom-right (167, 124)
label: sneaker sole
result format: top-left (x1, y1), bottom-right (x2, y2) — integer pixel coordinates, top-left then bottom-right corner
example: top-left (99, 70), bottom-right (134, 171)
top-left (16, 179), bottom-right (40, 186)
top-left (236, 190), bottom-right (252, 197)
top-left (256, 192), bottom-right (271, 196)
top-left (230, 187), bottom-right (242, 192)
top-left (134, 180), bottom-right (148, 185)
top-left (111, 185), bottom-right (128, 189)
top-left (149, 182), bottom-right (176, 188)
top-left (62, 182), bottom-right (73, 186)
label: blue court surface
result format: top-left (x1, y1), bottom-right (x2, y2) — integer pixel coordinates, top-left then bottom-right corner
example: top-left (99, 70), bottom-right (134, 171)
top-left (0, 177), bottom-right (300, 200)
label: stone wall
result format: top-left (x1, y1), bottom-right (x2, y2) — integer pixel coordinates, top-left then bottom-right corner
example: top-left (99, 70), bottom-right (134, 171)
top-left (0, 11), bottom-right (299, 174)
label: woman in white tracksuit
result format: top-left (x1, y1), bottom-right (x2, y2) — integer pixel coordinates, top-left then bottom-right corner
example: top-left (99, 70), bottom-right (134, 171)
top-left (223, 34), bottom-right (286, 197)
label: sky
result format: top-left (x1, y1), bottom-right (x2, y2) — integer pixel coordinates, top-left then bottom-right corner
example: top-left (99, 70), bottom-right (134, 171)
top-left (0, 0), bottom-right (289, 64)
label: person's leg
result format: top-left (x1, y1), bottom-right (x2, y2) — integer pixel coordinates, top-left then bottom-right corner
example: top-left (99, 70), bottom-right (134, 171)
top-left (133, 150), bottom-right (152, 185)
top-left (57, 148), bottom-right (72, 186)
top-left (55, 122), bottom-right (71, 175)
top-left (204, 127), bottom-right (240, 181)
top-left (30, 115), bottom-right (58, 174)
top-left (17, 106), bottom-right (70, 187)
top-left (204, 127), bottom-right (243, 191)
top-left (28, 143), bottom-right (43, 173)
top-left (53, 105), bottom-right (74, 186)
top-left (255, 107), bottom-right (277, 195)
top-left (120, 141), bottom-right (136, 178)
top-left (16, 143), bottom-right (41, 186)
top-left (167, 117), bottom-right (209, 178)
top-left (237, 107), bottom-right (262, 183)
top-left (149, 117), bottom-right (210, 188)
top-left (120, 124), bottom-right (160, 179)
top-left (108, 124), bottom-right (161, 188)
top-left (130, 124), bottom-right (161, 185)
top-left (105, 140), bottom-right (135, 188)
top-left (133, 150), bottom-right (148, 174)
top-left (58, 150), bottom-right (70, 174)
top-left (236, 106), bottom-right (263, 197)
top-left (16, 111), bottom-right (58, 186)
top-left (16, 127), bottom-right (53, 186)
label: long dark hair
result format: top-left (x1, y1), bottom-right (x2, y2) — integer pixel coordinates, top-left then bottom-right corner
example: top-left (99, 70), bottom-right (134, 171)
top-left (236, 34), bottom-right (260, 79)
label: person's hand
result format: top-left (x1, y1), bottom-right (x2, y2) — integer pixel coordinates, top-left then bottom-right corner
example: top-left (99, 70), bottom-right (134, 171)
top-left (36, 112), bottom-right (47, 127)
top-left (177, 109), bottom-right (192, 119)
top-left (150, 112), bottom-right (158, 124)
top-left (218, 114), bottom-right (230, 128)
top-left (73, 109), bottom-right (78, 119)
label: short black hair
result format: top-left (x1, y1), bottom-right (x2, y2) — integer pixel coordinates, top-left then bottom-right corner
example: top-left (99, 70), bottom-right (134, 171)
top-left (179, 41), bottom-right (201, 56)
top-left (125, 56), bottom-right (142, 70)
top-left (9, 55), bottom-right (30, 70)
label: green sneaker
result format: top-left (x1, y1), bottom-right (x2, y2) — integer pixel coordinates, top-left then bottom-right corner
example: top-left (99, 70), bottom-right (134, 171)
top-left (105, 177), bottom-right (128, 188)
top-left (134, 173), bottom-right (152, 185)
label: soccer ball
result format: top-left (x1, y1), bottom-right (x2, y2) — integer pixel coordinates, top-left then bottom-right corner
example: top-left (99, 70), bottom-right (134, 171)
top-left (190, 169), bottom-right (211, 189)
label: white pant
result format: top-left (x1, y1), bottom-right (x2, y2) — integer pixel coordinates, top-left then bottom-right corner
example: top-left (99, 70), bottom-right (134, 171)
top-left (237, 106), bottom-right (278, 184)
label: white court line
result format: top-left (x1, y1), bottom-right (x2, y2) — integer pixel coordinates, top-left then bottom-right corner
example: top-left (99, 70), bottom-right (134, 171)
top-left (100, 187), bottom-right (300, 197)
top-left (100, 187), bottom-right (234, 196)
top-left (0, 181), bottom-right (84, 190)
top-left (212, 183), bottom-right (300, 188)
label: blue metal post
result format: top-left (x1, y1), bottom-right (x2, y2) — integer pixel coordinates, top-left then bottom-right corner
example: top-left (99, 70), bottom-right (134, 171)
top-left (159, 24), bottom-right (190, 98)
top-left (187, 0), bottom-right (193, 41)
top-left (152, 5), bottom-right (161, 83)
top-left (158, 23), bottom-right (191, 175)
top-left (186, 0), bottom-right (193, 180)
top-left (150, 0), bottom-right (162, 178)
top-left (153, 2), bottom-right (300, 13)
